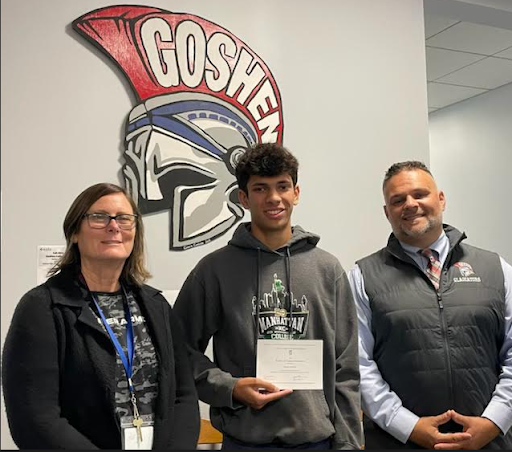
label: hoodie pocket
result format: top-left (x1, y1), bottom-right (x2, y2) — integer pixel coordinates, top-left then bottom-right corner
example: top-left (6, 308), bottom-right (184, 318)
top-left (314, 390), bottom-right (332, 419)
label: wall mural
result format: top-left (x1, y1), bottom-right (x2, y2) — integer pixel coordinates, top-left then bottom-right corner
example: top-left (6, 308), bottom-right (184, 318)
top-left (73, 5), bottom-right (283, 250)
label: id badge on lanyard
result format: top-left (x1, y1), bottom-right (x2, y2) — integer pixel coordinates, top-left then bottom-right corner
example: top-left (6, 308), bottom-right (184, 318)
top-left (91, 285), bottom-right (154, 449)
top-left (120, 414), bottom-right (155, 450)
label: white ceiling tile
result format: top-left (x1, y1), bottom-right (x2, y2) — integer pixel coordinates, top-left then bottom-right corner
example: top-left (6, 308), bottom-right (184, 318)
top-left (436, 56), bottom-right (512, 88)
top-left (427, 82), bottom-right (487, 108)
top-left (426, 47), bottom-right (486, 81)
top-left (494, 46), bottom-right (512, 59)
top-left (426, 21), bottom-right (512, 55)
top-left (424, 14), bottom-right (459, 39)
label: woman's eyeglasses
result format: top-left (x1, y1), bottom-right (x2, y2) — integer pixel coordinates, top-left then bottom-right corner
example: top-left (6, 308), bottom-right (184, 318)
top-left (83, 213), bottom-right (137, 230)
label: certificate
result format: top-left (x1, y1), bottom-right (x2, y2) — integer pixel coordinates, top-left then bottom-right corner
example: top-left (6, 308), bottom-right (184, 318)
top-left (256, 339), bottom-right (323, 390)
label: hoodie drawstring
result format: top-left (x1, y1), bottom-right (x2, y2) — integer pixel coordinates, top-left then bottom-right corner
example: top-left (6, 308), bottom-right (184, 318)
top-left (254, 248), bottom-right (262, 357)
top-left (285, 247), bottom-right (293, 340)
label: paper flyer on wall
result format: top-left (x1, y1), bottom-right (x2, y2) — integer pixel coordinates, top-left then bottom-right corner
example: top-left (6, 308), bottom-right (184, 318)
top-left (37, 245), bottom-right (65, 285)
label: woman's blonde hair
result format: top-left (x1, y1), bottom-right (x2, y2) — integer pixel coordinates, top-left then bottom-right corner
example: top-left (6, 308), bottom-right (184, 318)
top-left (48, 183), bottom-right (151, 285)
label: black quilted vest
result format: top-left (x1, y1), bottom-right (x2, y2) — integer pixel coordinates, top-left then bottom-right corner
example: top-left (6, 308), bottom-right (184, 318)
top-left (358, 225), bottom-right (510, 449)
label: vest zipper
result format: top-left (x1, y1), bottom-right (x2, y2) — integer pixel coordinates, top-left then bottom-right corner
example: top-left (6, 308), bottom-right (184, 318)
top-left (436, 290), bottom-right (454, 408)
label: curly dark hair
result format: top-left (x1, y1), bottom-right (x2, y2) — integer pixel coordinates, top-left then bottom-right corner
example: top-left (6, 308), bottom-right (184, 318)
top-left (383, 161), bottom-right (433, 190)
top-left (235, 143), bottom-right (299, 193)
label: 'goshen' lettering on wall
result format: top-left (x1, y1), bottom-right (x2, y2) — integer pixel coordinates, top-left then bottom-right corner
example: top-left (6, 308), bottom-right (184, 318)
top-left (141, 19), bottom-right (279, 141)
top-left (73, 6), bottom-right (283, 143)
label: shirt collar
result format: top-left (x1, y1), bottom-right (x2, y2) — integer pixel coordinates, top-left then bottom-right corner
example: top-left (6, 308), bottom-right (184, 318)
top-left (399, 230), bottom-right (450, 267)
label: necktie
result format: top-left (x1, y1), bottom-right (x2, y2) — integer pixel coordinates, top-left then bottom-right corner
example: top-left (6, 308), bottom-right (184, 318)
top-left (421, 248), bottom-right (442, 290)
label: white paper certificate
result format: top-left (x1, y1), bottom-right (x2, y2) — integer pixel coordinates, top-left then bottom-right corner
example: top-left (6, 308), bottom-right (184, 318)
top-left (256, 339), bottom-right (323, 390)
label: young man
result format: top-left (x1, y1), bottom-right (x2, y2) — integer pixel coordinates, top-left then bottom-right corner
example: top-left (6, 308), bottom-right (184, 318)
top-left (349, 161), bottom-right (512, 449)
top-left (174, 143), bottom-right (362, 449)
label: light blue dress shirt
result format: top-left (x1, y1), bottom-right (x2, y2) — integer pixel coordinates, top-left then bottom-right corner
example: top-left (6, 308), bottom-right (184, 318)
top-left (349, 231), bottom-right (512, 444)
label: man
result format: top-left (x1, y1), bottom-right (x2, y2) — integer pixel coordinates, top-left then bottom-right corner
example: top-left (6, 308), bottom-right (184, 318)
top-left (349, 161), bottom-right (512, 449)
top-left (174, 143), bottom-right (362, 449)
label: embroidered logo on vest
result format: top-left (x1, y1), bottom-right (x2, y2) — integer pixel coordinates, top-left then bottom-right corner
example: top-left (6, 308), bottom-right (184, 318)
top-left (453, 262), bottom-right (482, 283)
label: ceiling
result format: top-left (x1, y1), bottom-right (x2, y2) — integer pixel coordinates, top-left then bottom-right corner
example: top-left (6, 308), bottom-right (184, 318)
top-left (424, 0), bottom-right (512, 113)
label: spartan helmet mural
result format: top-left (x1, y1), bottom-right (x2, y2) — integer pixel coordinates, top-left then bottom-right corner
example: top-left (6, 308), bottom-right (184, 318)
top-left (73, 5), bottom-right (283, 250)
top-left (123, 92), bottom-right (253, 249)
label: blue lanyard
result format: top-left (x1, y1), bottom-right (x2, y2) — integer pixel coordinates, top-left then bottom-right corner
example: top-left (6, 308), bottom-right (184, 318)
top-left (91, 286), bottom-right (136, 393)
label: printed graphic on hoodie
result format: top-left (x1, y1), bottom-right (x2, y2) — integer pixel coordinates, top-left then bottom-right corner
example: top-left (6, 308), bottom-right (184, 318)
top-left (252, 274), bottom-right (309, 339)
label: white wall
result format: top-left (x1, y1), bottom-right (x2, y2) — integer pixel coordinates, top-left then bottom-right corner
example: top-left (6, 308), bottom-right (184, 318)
top-left (1, 0), bottom-right (429, 448)
top-left (429, 82), bottom-right (512, 262)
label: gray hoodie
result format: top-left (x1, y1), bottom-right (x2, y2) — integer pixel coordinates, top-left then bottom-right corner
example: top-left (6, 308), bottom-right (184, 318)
top-left (174, 223), bottom-right (362, 449)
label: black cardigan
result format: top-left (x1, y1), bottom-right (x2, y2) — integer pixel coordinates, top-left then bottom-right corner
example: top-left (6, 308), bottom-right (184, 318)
top-left (2, 267), bottom-right (200, 449)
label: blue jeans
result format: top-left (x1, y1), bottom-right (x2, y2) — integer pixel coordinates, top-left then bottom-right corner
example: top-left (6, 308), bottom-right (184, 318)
top-left (221, 436), bottom-right (332, 450)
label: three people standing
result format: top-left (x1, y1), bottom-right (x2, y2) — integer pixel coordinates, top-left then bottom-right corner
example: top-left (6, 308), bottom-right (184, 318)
top-left (3, 154), bottom-right (511, 451)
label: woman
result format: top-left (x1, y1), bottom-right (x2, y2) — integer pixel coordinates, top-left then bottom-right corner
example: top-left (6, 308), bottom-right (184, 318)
top-left (2, 183), bottom-right (199, 449)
